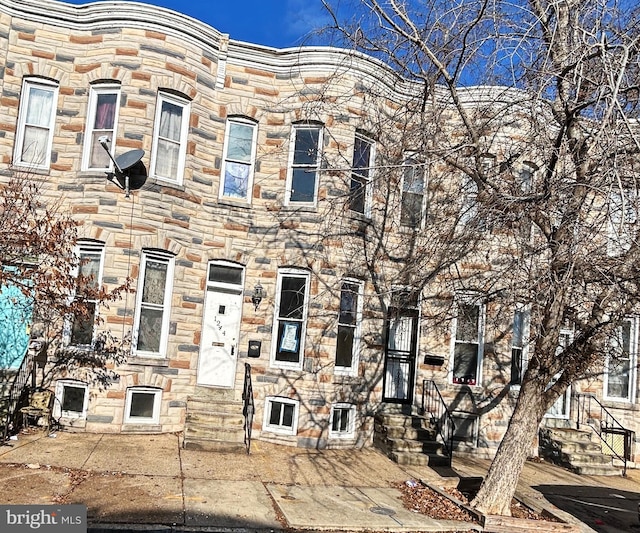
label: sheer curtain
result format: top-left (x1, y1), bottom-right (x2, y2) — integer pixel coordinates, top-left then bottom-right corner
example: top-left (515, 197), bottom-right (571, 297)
top-left (21, 87), bottom-right (54, 165)
top-left (90, 93), bottom-right (117, 168)
top-left (155, 101), bottom-right (183, 179)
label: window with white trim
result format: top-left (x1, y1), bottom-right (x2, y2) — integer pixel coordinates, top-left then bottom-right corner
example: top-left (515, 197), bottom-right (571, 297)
top-left (286, 124), bottom-right (322, 205)
top-left (517, 161), bottom-right (536, 193)
top-left (349, 133), bottom-right (374, 215)
top-left (220, 117), bottom-right (257, 202)
top-left (124, 387), bottom-right (162, 424)
top-left (608, 190), bottom-right (637, 256)
top-left (133, 250), bottom-right (175, 357)
top-left (400, 156), bottom-right (426, 227)
top-left (53, 380), bottom-right (89, 419)
top-left (82, 83), bottom-right (121, 171)
top-left (150, 92), bottom-right (190, 184)
top-left (14, 77), bottom-right (58, 170)
top-left (263, 396), bottom-right (299, 435)
top-left (335, 280), bottom-right (363, 375)
top-left (271, 269), bottom-right (310, 369)
top-left (510, 307), bottom-right (529, 386)
top-left (605, 318), bottom-right (637, 402)
top-left (70, 241), bottom-right (105, 346)
top-left (452, 413), bottom-right (478, 449)
top-left (451, 299), bottom-right (484, 386)
top-left (460, 175), bottom-right (478, 225)
top-left (329, 403), bottom-right (356, 438)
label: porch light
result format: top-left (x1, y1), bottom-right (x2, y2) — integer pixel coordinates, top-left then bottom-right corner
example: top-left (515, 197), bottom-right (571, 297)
top-left (252, 282), bottom-right (264, 311)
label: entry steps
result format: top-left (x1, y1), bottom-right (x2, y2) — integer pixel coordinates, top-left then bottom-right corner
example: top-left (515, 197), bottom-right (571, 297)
top-left (373, 408), bottom-right (450, 467)
top-left (539, 427), bottom-right (623, 476)
top-left (183, 388), bottom-right (246, 452)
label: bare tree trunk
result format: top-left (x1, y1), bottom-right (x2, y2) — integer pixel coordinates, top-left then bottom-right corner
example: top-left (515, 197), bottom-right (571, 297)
top-left (471, 378), bottom-right (546, 516)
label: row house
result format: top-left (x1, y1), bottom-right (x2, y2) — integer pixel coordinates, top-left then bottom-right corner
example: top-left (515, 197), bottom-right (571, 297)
top-left (0, 0), bottom-right (637, 468)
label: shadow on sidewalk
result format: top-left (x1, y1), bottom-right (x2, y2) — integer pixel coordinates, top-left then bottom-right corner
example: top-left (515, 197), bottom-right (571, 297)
top-left (534, 484), bottom-right (640, 533)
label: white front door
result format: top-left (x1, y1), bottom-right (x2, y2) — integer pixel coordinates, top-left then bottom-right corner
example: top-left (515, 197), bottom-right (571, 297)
top-left (197, 288), bottom-right (243, 387)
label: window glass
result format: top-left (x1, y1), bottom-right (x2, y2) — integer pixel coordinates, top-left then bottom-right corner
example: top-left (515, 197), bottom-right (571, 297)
top-left (288, 126), bottom-right (322, 204)
top-left (135, 252), bottom-right (174, 356)
top-left (279, 277), bottom-right (306, 319)
top-left (350, 134), bottom-right (374, 214)
top-left (453, 302), bottom-right (482, 385)
top-left (208, 264), bottom-right (243, 285)
top-left (607, 320), bottom-right (634, 400)
top-left (70, 243), bottom-right (104, 346)
top-left (54, 380), bottom-right (89, 419)
top-left (130, 392), bottom-right (155, 418)
top-left (61, 384), bottom-right (86, 413)
top-left (151, 93), bottom-right (189, 183)
top-left (401, 160), bottom-right (425, 227)
top-left (265, 398), bottom-right (298, 434)
top-left (84, 86), bottom-right (120, 170)
top-left (335, 281), bottom-right (361, 372)
top-left (510, 309), bottom-right (528, 385)
top-left (125, 387), bottom-right (161, 424)
top-left (221, 120), bottom-right (256, 200)
top-left (273, 271), bottom-right (309, 367)
top-left (16, 80), bottom-right (58, 169)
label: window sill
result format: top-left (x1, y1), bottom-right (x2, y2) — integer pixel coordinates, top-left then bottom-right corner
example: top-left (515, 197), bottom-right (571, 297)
top-left (348, 211), bottom-right (371, 222)
top-left (147, 177), bottom-right (185, 191)
top-left (281, 204), bottom-right (318, 213)
top-left (262, 427), bottom-right (296, 437)
top-left (218, 198), bottom-right (252, 209)
top-left (122, 423), bottom-right (162, 432)
top-left (13, 164), bottom-right (50, 176)
top-left (602, 398), bottom-right (635, 408)
top-left (57, 416), bottom-right (87, 429)
top-left (270, 361), bottom-right (303, 373)
top-left (332, 372), bottom-right (360, 384)
top-left (126, 356), bottom-right (170, 367)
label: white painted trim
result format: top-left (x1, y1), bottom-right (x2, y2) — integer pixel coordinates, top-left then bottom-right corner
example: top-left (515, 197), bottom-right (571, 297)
top-left (263, 396), bottom-right (299, 435)
top-left (124, 386), bottom-right (162, 424)
top-left (13, 77), bottom-right (58, 171)
top-left (132, 250), bottom-right (175, 358)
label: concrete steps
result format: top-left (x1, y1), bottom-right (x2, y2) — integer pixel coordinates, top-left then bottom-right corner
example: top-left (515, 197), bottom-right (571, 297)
top-left (539, 427), bottom-right (623, 476)
top-left (183, 388), bottom-right (247, 453)
top-left (373, 408), bottom-right (450, 467)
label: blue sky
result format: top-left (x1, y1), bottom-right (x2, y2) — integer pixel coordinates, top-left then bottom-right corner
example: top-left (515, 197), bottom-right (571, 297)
top-left (63, 0), bottom-right (332, 48)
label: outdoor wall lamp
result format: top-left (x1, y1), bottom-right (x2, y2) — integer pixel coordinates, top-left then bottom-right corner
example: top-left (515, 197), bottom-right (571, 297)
top-left (252, 282), bottom-right (264, 311)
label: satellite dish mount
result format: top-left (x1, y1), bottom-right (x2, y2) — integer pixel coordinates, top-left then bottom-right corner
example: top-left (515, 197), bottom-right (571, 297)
top-left (98, 136), bottom-right (147, 198)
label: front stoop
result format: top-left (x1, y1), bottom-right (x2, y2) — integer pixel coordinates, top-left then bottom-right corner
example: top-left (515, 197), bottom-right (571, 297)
top-left (539, 427), bottom-right (623, 476)
top-left (374, 409), bottom-right (450, 467)
top-left (183, 388), bottom-right (246, 452)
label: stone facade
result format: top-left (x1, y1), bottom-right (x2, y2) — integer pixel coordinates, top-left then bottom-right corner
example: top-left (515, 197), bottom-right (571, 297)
top-left (0, 0), bottom-right (638, 462)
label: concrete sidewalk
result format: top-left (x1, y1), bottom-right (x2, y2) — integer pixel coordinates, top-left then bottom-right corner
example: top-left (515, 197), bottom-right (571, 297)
top-left (0, 431), bottom-right (471, 532)
top-left (1, 430), bottom-right (638, 532)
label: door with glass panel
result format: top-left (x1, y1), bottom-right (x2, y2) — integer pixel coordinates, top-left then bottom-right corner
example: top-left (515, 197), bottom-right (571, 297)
top-left (546, 328), bottom-right (573, 418)
top-left (382, 308), bottom-right (419, 403)
top-left (197, 263), bottom-right (244, 388)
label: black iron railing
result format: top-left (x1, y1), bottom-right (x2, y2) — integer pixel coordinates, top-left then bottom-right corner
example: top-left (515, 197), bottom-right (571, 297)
top-left (242, 363), bottom-right (254, 454)
top-left (420, 379), bottom-right (455, 463)
top-left (575, 393), bottom-right (631, 475)
top-left (2, 339), bottom-right (37, 442)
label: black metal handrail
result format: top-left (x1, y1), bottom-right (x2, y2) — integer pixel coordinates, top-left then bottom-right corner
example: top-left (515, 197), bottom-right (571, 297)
top-left (242, 362), bottom-right (254, 454)
top-left (575, 392), bottom-right (631, 475)
top-left (420, 379), bottom-right (455, 463)
top-left (2, 339), bottom-right (37, 442)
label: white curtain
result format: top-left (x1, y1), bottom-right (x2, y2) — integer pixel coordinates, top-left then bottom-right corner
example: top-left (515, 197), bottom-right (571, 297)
top-left (21, 87), bottom-right (53, 165)
top-left (155, 101), bottom-right (182, 179)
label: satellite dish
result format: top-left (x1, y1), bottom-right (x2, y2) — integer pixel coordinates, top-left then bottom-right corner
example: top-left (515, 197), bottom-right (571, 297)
top-left (114, 149), bottom-right (147, 192)
top-left (101, 147), bottom-right (147, 198)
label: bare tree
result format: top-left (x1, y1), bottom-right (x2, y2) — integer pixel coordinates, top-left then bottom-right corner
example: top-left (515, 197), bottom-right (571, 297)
top-left (0, 172), bottom-right (131, 391)
top-left (321, 0), bottom-right (640, 515)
